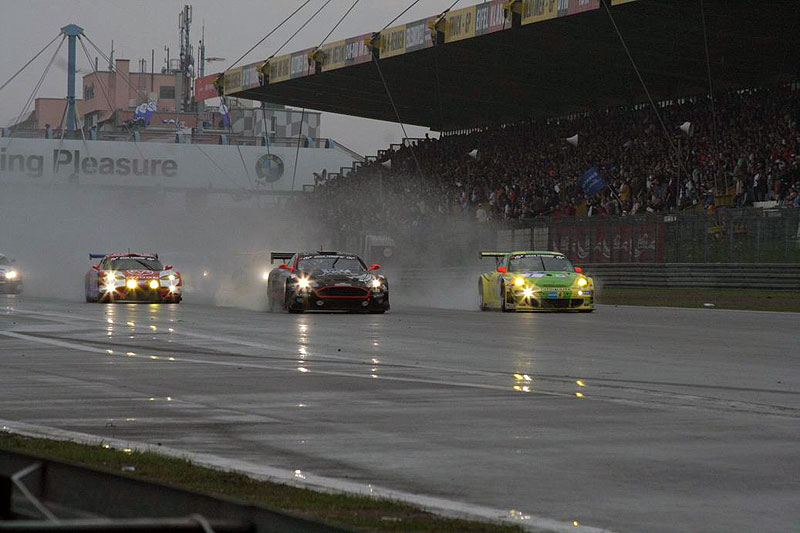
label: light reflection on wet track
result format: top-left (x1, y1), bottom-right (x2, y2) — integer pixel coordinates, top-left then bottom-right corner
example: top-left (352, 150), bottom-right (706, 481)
top-left (1, 295), bottom-right (799, 533)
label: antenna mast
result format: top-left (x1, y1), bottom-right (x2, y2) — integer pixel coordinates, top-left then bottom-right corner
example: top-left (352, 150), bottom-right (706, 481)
top-left (178, 5), bottom-right (194, 113)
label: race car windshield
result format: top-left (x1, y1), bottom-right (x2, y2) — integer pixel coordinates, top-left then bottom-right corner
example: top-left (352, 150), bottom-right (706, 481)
top-left (297, 256), bottom-right (365, 273)
top-left (108, 258), bottom-right (163, 271)
top-left (509, 255), bottom-right (574, 272)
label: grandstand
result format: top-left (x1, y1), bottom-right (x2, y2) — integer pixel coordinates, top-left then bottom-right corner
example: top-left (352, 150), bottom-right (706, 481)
top-left (215, 0), bottom-right (799, 263)
top-left (220, 0), bottom-right (800, 130)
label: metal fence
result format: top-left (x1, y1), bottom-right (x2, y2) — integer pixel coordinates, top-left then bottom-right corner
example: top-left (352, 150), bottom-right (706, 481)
top-left (500, 207), bottom-right (800, 264)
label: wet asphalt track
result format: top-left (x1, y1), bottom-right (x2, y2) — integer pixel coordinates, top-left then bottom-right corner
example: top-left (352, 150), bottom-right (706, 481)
top-left (0, 295), bottom-right (798, 533)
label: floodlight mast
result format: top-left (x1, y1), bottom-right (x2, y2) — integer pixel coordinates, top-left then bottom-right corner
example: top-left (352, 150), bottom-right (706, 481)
top-left (60, 23), bottom-right (84, 134)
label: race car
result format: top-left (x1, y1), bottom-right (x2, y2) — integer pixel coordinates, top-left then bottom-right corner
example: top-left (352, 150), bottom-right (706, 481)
top-left (0, 254), bottom-right (22, 294)
top-left (267, 251), bottom-right (389, 313)
top-left (479, 251), bottom-right (594, 312)
top-left (85, 252), bottom-right (182, 303)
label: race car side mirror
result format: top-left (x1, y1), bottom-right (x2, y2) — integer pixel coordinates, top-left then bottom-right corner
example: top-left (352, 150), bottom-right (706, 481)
top-left (496, 266), bottom-right (507, 273)
top-left (368, 264), bottom-right (381, 271)
top-left (574, 266), bottom-right (583, 273)
top-left (164, 265), bottom-right (173, 270)
top-left (92, 264), bottom-right (100, 270)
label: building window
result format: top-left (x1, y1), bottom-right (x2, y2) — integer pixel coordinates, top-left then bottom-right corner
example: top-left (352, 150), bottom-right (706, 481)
top-left (84, 85), bottom-right (94, 100)
top-left (159, 86), bottom-right (175, 99)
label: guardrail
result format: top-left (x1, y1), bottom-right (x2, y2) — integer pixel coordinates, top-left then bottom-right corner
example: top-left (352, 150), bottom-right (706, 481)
top-left (581, 263), bottom-right (800, 290)
top-left (0, 449), bottom-right (345, 532)
top-left (394, 264), bottom-right (800, 291)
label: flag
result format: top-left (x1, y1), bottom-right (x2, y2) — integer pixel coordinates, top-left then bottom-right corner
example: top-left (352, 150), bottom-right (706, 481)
top-left (219, 101), bottom-right (230, 130)
top-left (134, 103), bottom-right (147, 122)
top-left (579, 166), bottom-right (607, 196)
top-left (145, 101), bottom-right (157, 126)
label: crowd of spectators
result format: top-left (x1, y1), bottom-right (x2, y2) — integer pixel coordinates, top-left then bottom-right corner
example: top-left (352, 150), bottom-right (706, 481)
top-left (313, 84), bottom-right (800, 234)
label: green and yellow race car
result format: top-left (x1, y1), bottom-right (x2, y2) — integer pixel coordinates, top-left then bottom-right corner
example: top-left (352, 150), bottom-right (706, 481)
top-left (478, 251), bottom-right (595, 312)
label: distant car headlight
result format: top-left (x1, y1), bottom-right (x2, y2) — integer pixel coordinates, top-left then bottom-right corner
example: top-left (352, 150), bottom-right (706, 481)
top-left (5, 270), bottom-right (18, 280)
top-left (296, 276), bottom-right (311, 290)
top-left (371, 278), bottom-right (382, 289)
top-left (126, 279), bottom-right (137, 290)
top-left (513, 277), bottom-right (525, 287)
top-left (149, 280), bottom-right (159, 289)
top-left (168, 274), bottom-right (176, 281)
top-left (577, 277), bottom-right (588, 287)
top-left (261, 271), bottom-right (270, 281)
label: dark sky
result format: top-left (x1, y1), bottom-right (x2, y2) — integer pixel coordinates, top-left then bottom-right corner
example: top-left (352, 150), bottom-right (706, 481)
top-left (0, 0), bottom-right (463, 155)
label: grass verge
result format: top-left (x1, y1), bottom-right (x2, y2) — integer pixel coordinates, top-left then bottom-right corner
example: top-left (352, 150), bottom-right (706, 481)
top-left (599, 287), bottom-right (800, 312)
top-left (0, 433), bottom-right (524, 533)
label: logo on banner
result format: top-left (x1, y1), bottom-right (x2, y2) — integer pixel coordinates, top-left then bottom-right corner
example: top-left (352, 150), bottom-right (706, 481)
top-left (579, 166), bottom-right (607, 196)
top-left (255, 154), bottom-right (284, 183)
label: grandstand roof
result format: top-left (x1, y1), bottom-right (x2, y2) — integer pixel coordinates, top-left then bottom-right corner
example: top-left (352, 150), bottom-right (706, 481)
top-left (223, 0), bottom-right (800, 132)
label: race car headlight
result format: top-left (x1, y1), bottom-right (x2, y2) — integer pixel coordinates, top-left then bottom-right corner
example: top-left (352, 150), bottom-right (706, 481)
top-left (4, 270), bottom-right (18, 280)
top-left (102, 284), bottom-right (115, 293)
top-left (149, 280), bottom-right (159, 289)
top-left (371, 278), bottom-right (382, 289)
top-left (296, 276), bottom-right (311, 290)
top-left (126, 279), bottom-right (137, 290)
top-left (522, 287), bottom-right (534, 298)
top-left (577, 277), bottom-right (588, 287)
top-left (513, 277), bottom-right (525, 287)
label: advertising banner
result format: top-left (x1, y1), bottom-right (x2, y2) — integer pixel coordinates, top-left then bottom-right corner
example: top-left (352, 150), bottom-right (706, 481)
top-left (269, 48), bottom-right (314, 84)
top-left (379, 24), bottom-right (408, 58)
top-left (379, 16), bottom-right (435, 59)
top-left (194, 73), bottom-right (220, 101)
top-left (320, 33), bottom-right (373, 72)
top-left (0, 137), bottom-right (360, 192)
top-left (521, 0), bottom-right (599, 26)
top-left (444, 6), bottom-right (477, 43)
top-left (475, 0), bottom-right (513, 36)
top-left (222, 66), bottom-right (243, 95)
top-left (239, 62), bottom-right (261, 91)
top-left (549, 221), bottom-right (663, 263)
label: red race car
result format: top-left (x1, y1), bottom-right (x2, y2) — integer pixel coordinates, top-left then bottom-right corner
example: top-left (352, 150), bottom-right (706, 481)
top-left (85, 252), bottom-right (182, 303)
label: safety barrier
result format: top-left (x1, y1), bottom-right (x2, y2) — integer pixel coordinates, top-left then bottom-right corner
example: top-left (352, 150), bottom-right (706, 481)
top-left (0, 448), bottom-right (345, 532)
top-left (395, 264), bottom-right (800, 290)
top-left (581, 263), bottom-right (800, 290)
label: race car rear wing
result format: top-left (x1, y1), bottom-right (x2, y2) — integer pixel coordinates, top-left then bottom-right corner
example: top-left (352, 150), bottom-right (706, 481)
top-left (270, 252), bottom-right (294, 264)
top-left (479, 251), bottom-right (508, 259)
top-left (88, 252), bottom-right (159, 260)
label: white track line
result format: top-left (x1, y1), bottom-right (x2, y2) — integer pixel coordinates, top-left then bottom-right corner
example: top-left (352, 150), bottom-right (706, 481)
top-left (0, 419), bottom-right (619, 533)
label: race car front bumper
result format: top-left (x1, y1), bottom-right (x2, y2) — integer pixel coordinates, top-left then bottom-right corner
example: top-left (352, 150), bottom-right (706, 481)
top-left (505, 287), bottom-right (594, 311)
top-left (0, 279), bottom-right (22, 294)
top-left (287, 285), bottom-right (389, 312)
top-left (99, 280), bottom-right (182, 303)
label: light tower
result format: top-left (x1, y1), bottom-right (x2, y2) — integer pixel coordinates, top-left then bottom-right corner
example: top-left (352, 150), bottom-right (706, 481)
top-left (60, 23), bottom-right (84, 134)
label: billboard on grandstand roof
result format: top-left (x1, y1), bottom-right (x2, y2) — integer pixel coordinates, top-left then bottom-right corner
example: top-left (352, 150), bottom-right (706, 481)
top-left (320, 33), bottom-right (373, 72)
top-left (269, 48), bottom-right (314, 84)
top-left (379, 16), bottom-right (435, 59)
top-left (521, 0), bottom-right (600, 25)
top-left (445, 1), bottom-right (511, 43)
top-left (195, 73), bottom-right (219, 101)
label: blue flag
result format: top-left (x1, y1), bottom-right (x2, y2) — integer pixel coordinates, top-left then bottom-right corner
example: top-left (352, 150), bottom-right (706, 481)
top-left (579, 166), bottom-right (607, 196)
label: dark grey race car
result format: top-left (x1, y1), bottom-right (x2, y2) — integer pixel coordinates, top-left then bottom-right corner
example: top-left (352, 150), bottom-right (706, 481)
top-left (266, 251), bottom-right (389, 313)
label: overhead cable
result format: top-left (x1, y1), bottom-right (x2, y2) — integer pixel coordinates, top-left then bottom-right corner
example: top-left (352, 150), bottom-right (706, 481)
top-left (226, 0), bottom-right (312, 71)
top-left (269, 0), bottom-right (334, 60)
top-left (0, 33), bottom-right (61, 95)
